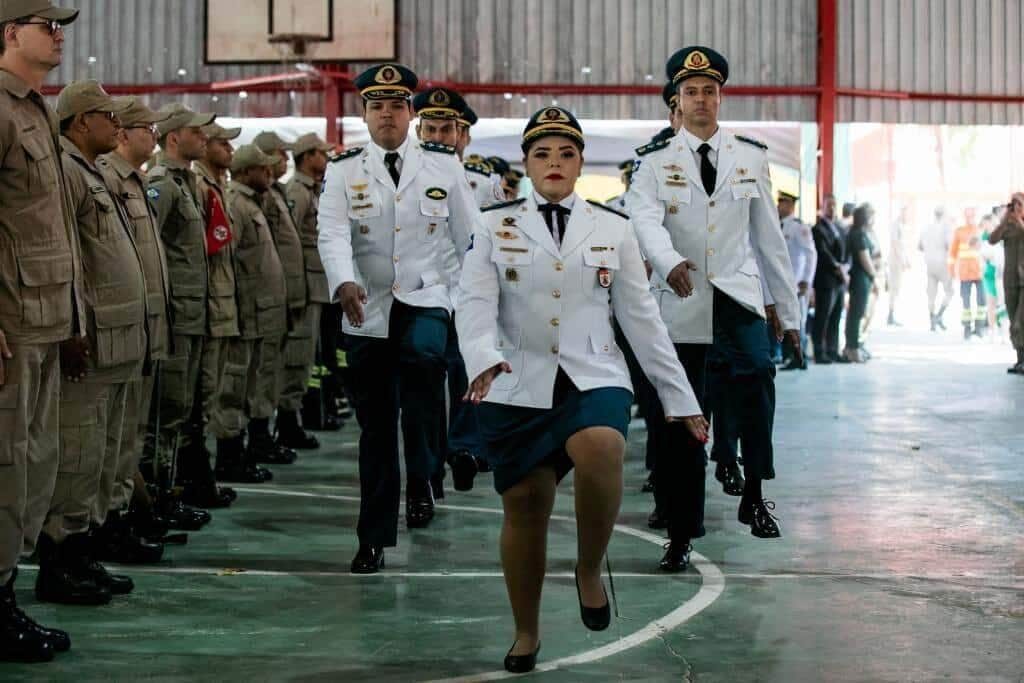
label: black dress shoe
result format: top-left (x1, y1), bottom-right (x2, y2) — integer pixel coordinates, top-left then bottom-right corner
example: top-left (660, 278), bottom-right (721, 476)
top-left (216, 461), bottom-right (273, 483)
top-left (81, 560), bottom-right (134, 595)
top-left (180, 482), bottom-right (234, 509)
top-left (504, 640), bottom-right (540, 674)
top-left (739, 498), bottom-right (781, 538)
top-left (714, 463), bottom-right (745, 497)
top-left (350, 545), bottom-right (384, 574)
top-left (248, 434), bottom-right (297, 465)
top-left (447, 449), bottom-right (478, 492)
top-left (779, 357), bottom-right (802, 371)
top-left (474, 455), bottom-right (491, 473)
top-left (159, 500), bottom-right (211, 531)
top-left (95, 529), bottom-right (164, 565)
top-left (574, 567), bottom-right (610, 631)
top-left (658, 541), bottom-right (692, 572)
top-left (647, 508), bottom-right (668, 529)
top-left (275, 409), bottom-right (321, 449)
top-left (814, 355), bottom-right (832, 365)
top-left (641, 472), bottom-right (655, 493)
top-left (405, 497), bottom-right (435, 529)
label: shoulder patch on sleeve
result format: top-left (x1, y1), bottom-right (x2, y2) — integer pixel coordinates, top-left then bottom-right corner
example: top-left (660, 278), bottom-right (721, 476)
top-left (464, 162), bottom-right (491, 177)
top-left (147, 165), bottom-right (168, 180)
top-left (735, 134), bottom-right (768, 151)
top-left (329, 147), bottom-right (362, 163)
top-left (422, 141), bottom-right (456, 155)
top-left (481, 197), bottom-right (527, 213)
top-left (146, 186), bottom-right (160, 202)
top-left (586, 199), bottom-right (628, 220)
top-left (634, 138), bottom-right (670, 157)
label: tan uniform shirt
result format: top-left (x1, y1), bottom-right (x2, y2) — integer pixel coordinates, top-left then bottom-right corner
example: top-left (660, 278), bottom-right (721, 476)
top-left (995, 215), bottom-right (1024, 287)
top-left (194, 161), bottom-right (240, 338)
top-left (60, 138), bottom-right (147, 382)
top-left (226, 181), bottom-right (287, 340)
top-left (0, 69), bottom-right (84, 344)
top-left (147, 154), bottom-right (209, 337)
top-left (97, 151), bottom-right (171, 361)
top-left (285, 172), bottom-right (330, 304)
top-left (263, 182), bottom-right (306, 312)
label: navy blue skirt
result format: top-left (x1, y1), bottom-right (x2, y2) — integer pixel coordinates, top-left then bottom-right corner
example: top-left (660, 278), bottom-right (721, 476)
top-left (476, 369), bottom-right (633, 494)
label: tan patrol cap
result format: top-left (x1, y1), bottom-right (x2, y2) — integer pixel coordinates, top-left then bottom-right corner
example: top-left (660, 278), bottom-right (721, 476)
top-left (118, 97), bottom-right (171, 128)
top-left (0, 0), bottom-right (78, 23)
top-left (252, 131), bottom-right (294, 153)
top-left (56, 80), bottom-right (131, 122)
top-left (201, 122), bottom-right (242, 141)
top-left (156, 103), bottom-right (216, 137)
top-left (292, 133), bottom-right (332, 157)
top-left (230, 144), bottom-right (278, 173)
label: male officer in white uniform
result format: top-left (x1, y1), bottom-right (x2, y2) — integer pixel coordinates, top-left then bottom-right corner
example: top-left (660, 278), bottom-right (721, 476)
top-left (317, 63), bottom-right (479, 574)
top-left (628, 46), bottom-right (801, 569)
top-left (779, 190), bottom-right (815, 370)
top-left (454, 104), bottom-right (504, 210)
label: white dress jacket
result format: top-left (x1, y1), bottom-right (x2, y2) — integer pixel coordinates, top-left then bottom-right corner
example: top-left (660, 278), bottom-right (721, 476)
top-left (456, 193), bottom-right (701, 417)
top-left (627, 130), bottom-right (800, 344)
top-left (317, 139), bottom-right (480, 338)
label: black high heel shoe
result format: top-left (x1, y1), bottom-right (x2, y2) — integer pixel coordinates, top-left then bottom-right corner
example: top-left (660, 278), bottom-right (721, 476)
top-left (504, 640), bottom-right (541, 673)
top-left (574, 566), bottom-right (611, 631)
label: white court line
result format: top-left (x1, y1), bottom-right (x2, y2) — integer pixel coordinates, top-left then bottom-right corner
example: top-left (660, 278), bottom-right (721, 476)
top-left (233, 486), bottom-right (726, 682)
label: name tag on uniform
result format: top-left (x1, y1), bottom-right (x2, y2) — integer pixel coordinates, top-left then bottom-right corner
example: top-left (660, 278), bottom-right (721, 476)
top-left (590, 246), bottom-right (615, 252)
top-left (733, 178), bottom-right (757, 185)
top-left (665, 173), bottom-right (688, 187)
top-left (352, 203), bottom-right (374, 210)
top-left (499, 246), bottom-right (528, 253)
top-left (598, 267), bottom-right (613, 288)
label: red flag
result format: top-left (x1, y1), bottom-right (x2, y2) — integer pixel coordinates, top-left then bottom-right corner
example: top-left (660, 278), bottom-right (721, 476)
top-left (205, 187), bottom-right (232, 255)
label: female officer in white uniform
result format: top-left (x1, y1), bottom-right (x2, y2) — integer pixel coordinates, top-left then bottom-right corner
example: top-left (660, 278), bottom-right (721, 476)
top-left (457, 107), bottom-right (708, 673)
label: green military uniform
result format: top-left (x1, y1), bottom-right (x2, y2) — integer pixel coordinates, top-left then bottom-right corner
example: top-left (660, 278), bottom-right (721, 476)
top-left (220, 146), bottom-right (288, 441)
top-left (0, 68), bottom-right (85, 587)
top-left (146, 105), bottom-right (215, 484)
top-left (96, 100), bottom-right (172, 512)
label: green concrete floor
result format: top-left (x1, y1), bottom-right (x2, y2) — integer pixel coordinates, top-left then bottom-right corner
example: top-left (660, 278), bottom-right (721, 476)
top-left (5, 328), bottom-right (1024, 681)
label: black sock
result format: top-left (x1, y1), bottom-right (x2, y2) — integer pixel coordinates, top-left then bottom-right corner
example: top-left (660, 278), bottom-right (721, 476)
top-left (743, 477), bottom-right (763, 503)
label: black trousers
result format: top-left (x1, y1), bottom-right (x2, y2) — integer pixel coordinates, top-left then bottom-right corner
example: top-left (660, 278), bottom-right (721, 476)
top-left (845, 281), bottom-right (870, 350)
top-left (812, 284), bottom-right (845, 358)
top-left (343, 301), bottom-right (448, 547)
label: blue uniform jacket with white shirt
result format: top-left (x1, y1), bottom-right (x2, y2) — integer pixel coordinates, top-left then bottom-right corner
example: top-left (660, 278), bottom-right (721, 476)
top-left (456, 192), bottom-right (701, 417)
top-left (627, 129), bottom-right (800, 344)
top-left (316, 136), bottom-right (480, 338)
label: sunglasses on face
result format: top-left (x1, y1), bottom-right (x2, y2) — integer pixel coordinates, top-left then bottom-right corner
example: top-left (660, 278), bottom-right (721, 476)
top-left (126, 124), bottom-right (158, 135)
top-left (15, 19), bottom-right (63, 36)
top-left (86, 110), bottom-right (120, 124)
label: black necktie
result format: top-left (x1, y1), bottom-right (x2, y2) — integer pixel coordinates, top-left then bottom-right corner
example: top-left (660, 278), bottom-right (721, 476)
top-left (384, 151), bottom-right (400, 188)
top-left (697, 143), bottom-right (716, 196)
top-left (539, 203), bottom-right (570, 245)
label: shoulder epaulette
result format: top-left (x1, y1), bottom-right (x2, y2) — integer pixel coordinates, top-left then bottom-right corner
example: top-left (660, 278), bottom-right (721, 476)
top-left (147, 166), bottom-right (168, 180)
top-left (464, 161), bottom-right (491, 177)
top-left (422, 141), bottom-right (456, 155)
top-left (481, 197), bottom-right (526, 213)
top-left (330, 147), bottom-right (362, 162)
top-left (635, 138), bottom-right (670, 157)
top-left (735, 134), bottom-right (768, 151)
top-left (587, 199), bottom-right (628, 220)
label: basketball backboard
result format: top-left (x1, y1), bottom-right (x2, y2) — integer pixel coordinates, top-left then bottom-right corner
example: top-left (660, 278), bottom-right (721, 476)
top-left (204, 0), bottom-right (396, 64)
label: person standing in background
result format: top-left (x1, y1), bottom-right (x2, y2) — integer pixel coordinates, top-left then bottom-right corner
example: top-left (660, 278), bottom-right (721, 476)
top-left (989, 193), bottom-right (1024, 374)
top-left (887, 204), bottom-right (912, 327)
top-left (919, 206), bottom-right (954, 331)
top-left (949, 207), bottom-right (987, 340)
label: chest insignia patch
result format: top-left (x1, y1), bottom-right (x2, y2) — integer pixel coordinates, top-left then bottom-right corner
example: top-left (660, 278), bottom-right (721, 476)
top-left (146, 187), bottom-right (160, 202)
top-left (425, 187), bottom-right (448, 200)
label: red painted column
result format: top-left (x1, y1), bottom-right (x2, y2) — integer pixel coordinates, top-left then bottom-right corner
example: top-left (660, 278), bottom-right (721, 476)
top-left (817, 0), bottom-right (838, 207)
top-left (324, 77), bottom-right (343, 147)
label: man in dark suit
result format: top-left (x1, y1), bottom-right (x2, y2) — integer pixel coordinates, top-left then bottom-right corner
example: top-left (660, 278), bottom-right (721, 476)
top-left (812, 195), bottom-right (849, 363)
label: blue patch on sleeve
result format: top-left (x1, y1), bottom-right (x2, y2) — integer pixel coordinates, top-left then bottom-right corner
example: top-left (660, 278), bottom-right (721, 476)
top-left (146, 187), bottom-right (160, 202)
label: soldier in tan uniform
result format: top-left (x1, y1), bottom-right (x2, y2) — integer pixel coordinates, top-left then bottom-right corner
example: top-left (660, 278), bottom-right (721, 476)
top-left (250, 131), bottom-right (307, 456)
top-left (192, 123), bottom-right (272, 490)
top-left (0, 1), bottom-right (82, 661)
top-left (286, 132), bottom-right (343, 433)
top-left (147, 103), bottom-right (217, 532)
top-left (214, 145), bottom-right (288, 466)
top-left (94, 97), bottom-right (169, 565)
top-left (35, 81), bottom-right (140, 609)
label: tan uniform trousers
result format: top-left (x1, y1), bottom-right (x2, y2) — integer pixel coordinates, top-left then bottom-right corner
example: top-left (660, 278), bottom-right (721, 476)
top-left (111, 369), bottom-right (157, 511)
top-left (42, 379), bottom-right (129, 543)
top-left (209, 335), bottom-right (284, 438)
top-left (250, 335), bottom-right (285, 421)
top-left (201, 336), bottom-right (234, 431)
top-left (276, 304), bottom-right (320, 412)
top-left (158, 334), bottom-right (204, 471)
top-left (1007, 282), bottom-right (1024, 350)
top-left (0, 342), bottom-right (60, 583)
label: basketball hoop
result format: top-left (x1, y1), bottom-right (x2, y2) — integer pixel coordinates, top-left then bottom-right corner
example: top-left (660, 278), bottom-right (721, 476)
top-left (268, 33), bottom-right (319, 59)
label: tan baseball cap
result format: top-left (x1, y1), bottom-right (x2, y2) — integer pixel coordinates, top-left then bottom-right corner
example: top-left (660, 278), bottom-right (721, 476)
top-left (201, 122), bottom-right (242, 141)
top-left (230, 144), bottom-right (278, 173)
top-left (252, 131), bottom-right (294, 153)
top-left (0, 0), bottom-right (78, 23)
top-left (118, 97), bottom-right (171, 128)
top-left (56, 80), bottom-right (131, 121)
top-left (156, 103), bottom-right (216, 137)
top-left (292, 133), bottom-right (333, 157)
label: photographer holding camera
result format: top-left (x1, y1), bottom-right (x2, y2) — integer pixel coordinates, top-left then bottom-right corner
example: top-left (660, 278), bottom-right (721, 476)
top-left (989, 192), bottom-right (1024, 374)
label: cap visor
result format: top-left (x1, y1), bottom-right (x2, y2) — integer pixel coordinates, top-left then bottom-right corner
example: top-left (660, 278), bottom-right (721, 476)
top-left (188, 113), bottom-right (217, 127)
top-left (220, 127), bottom-right (242, 141)
top-left (38, 6), bottom-right (79, 24)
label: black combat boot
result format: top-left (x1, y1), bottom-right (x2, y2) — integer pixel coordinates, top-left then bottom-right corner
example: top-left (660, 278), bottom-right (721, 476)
top-left (275, 409), bottom-right (319, 450)
top-left (93, 511), bottom-right (164, 564)
top-left (34, 534), bottom-right (111, 606)
top-left (0, 569), bottom-right (63, 662)
top-left (215, 433), bottom-right (273, 483)
top-left (248, 418), bottom-right (297, 465)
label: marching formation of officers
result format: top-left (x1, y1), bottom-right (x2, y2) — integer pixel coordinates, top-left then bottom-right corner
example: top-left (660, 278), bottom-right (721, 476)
top-left (1, 0), bottom-right (805, 668)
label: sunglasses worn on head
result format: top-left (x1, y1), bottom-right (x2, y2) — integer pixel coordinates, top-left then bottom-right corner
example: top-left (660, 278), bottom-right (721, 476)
top-left (15, 19), bottom-right (63, 36)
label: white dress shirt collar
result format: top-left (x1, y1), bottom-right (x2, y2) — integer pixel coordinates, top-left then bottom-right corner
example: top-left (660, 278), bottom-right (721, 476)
top-left (532, 190), bottom-right (576, 211)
